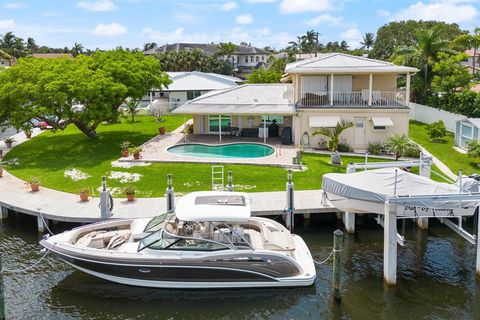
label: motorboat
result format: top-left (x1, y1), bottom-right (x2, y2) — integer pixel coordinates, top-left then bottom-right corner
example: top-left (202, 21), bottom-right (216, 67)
top-left (40, 191), bottom-right (316, 289)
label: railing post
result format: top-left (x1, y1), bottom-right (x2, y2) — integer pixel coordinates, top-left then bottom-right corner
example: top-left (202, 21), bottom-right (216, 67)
top-left (330, 74), bottom-right (334, 106)
top-left (166, 174), bottom-right (175, 212)
top-left (368, 74), bottom-right (373, 106)
top-left (100, 176), bottom-right (111, 220)
top-left (333, 229), bottom-right (343, 301)
top-left (227, 171), bottom-right (234, 192)
top-left (286, 169), bottom-right (294, 231)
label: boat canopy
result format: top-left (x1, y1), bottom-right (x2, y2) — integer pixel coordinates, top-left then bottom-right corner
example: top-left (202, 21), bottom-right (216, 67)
top-left (323, 168), bottom-right (479, 212)
top-left (175, 191), bottom-right (251, 222)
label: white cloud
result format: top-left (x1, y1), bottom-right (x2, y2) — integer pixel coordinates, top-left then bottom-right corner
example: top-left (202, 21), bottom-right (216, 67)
top-left (280, 0), bottom-right (331, 14)
top-left (236, 14), bottom-right (254, 24)
top-left (141, 27), bottom-right (222, 44)
top-left (77, 0), bottom-right (117, 12)
top-left (390, 1), bottom-right (478, 25)
top-left (246, 0), bottom-right (277, 3)
top-left (340, 27), bottom-right (362, 48)
top-left (220, 1), bottom-right (238, 11)
top-left (305, 14), bottom-right (342, 26)
top-left (0, 20), bottom-right (15, 29)
top-left (4, 3), bottom-right (26, 9)
top-left (92, 23), bottom-right (127, 36)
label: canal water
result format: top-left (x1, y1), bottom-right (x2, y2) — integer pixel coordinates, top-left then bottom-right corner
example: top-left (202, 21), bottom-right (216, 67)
top-left (1, 213), bottom-right (479, 320)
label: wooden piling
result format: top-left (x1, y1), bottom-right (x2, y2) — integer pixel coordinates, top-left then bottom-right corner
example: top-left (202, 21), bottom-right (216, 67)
top-left (333, 229), bottom-right (343, 301)
top-left (0, 254), bottom-right (5, 320)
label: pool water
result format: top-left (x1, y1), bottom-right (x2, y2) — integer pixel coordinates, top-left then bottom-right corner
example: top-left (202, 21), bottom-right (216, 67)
top-left (167, 143), bottom-right (275, 159)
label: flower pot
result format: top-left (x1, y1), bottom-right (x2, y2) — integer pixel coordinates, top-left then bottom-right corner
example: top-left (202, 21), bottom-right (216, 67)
top-left (121, 150), bottom-right (129, 157)
top-left (79, 192), bottom-right (89, 202)
top-left (159, 127), bottom-right (166, 135)
top-left (133, 153), bottom-right (140, 160)
top-left (30, 183), bottom-right (40, 192)
top-left (0, 168), bottom-right (3, 178)
top-left (25, 131), bottom-right (32, 139)
top-left (5, 142), bottom-right (12, 148)
top-left (126, 193), bottom-right (135, 201)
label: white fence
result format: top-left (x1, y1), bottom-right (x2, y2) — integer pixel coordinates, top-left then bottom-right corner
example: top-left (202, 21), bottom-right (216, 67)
top-left (409, 102), bottom-right (464, 133)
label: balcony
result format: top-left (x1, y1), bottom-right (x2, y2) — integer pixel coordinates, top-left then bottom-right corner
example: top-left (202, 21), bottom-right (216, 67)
top-left (297, 90), bottom-right (407, 108)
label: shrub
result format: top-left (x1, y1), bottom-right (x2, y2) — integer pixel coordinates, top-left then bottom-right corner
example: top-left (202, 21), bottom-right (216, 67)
top-left (124, 186), bottom-right (136, 195)
top-left (404, 144), bottom-right (421, 158)
top-left (427, 120), bottom-right (447, 142)
top-left (317, 138), bottom-right (328, 150)
top-left (337, 142), bottom-right (353, 153)
top-left (367, 142), bottom-right (384, 155)
top-left (467, 140), bottom-right (480, 159)
top-left (385, 134), bottom-right (418, 160)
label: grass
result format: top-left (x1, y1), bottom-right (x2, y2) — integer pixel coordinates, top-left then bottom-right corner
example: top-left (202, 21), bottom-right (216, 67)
top-left (409, 120), bottom-right (479, 176)
top-left (4, 117), bottom-right (442, 198)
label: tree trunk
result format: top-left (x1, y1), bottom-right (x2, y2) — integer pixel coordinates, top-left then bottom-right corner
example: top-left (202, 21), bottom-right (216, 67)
top-left (473, 48), bottom-right (477, 76)
top-left (131, 112), bottom-right (135, 123)
top-left (423, 62), bottom-right (428, 96)
top-left (73, 120), bottom-right (99, 139)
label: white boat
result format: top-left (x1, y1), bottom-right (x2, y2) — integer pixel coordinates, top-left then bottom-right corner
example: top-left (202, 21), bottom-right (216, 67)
top-left (41, 191), bottom-right (316, 289)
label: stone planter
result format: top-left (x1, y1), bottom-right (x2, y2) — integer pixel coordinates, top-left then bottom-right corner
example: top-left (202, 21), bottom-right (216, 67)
top-left (30, 183), bottom-right (40, 192)
top-left (5, 142), bottom-right (13, 148)
top-left (126, 193), bottom-right (135, 202)
top-left (133, 153), bottom-right (141, 160)
top-left (25, 131), bottom-right (32, 139)
top-left (159, 127), bottom-right (166, 135)
top-left (79, 192), bottom-right (89, 202)
top-left (121, 150), bottom-right (129, 157)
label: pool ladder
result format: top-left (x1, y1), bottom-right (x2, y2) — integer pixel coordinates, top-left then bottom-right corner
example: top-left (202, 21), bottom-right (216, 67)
top-left (212, 165), bottom-right (224, 191)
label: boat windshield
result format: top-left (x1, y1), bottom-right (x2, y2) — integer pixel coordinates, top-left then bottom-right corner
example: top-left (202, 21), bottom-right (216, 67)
top-left (138, 229), bottom-right (230, 252)
top-left (143, 212), bottom-right (170, 232)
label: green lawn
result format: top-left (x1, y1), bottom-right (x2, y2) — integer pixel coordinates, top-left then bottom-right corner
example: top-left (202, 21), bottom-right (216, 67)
top-left (409, 120), bottom-right (480, 176)
top-left (3, 115), bottom-right (398, 197)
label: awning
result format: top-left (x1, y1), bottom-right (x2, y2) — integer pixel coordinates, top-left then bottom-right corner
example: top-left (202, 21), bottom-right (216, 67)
top-left (371, 116), bottom-right (393, 127)
top-left (309, 116), bottom-right (340, 128)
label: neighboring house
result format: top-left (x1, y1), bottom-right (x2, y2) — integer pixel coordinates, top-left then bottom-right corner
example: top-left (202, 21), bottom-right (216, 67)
top-left (172, 53), bottom-right (418, 151)
top-left (143, 43), bottom-right (269, 79)
top-left (148, 71), bottom-right (242, 109)
top-left (455, 118), bottom-right (480, 149)
top-left (0, 56), bottom-right (15, 67)
top-left (462, 49), bottom-right (480, 74)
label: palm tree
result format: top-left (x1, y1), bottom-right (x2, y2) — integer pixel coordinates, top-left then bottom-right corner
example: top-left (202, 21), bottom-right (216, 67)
top-left (71, 42), bottom-right (84, 57)
top-left (360, 32), bottom-right (375, 51)
top-left (312, 120), bottom-right (354, 164)
top-left (26, 37), bottom-right (38, 54)
top-left (392, 27), bottom-right (449, 96)
top-left (218, 42), bottom-right (237, 65)
top-left (453, 27), bottom-right (480, 75)
top-left (143, 42), bottom-right (157, 51)
top-left (385, 134), bottom-right (415, 160)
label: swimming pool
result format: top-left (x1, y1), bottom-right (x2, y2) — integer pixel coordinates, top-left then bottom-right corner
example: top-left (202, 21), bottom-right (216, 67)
top-left (167, 143), bottom-right (275, 159)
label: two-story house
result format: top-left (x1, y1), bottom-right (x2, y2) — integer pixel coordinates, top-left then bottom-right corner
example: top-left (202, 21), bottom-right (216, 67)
top-left (143, 43), bottom-right (269, 79)
top-left (172, 53), bottom-right (418, 150)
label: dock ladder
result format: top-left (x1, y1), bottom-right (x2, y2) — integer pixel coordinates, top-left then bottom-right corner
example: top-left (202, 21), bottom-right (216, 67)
top-left (212, 165), bottom-right (224, 191)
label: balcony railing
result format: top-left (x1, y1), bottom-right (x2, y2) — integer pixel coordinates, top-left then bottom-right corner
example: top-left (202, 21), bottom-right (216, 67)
top-left (297, 90), bottom-right (407, 108)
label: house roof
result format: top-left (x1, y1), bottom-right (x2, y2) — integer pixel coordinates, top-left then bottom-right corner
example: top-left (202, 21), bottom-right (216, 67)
top-left (163, 71), bottom-right (242, 92)
top-left (171, 84), bottom-right (296, 115)
top-left (31, 53), bottom-right (73, 59)
top-left (285, 53), bottom-right (418, 74)
top-left (455, 118), bottom-right (480, 127)
top-left (144, 43), bottom-right (269, 56)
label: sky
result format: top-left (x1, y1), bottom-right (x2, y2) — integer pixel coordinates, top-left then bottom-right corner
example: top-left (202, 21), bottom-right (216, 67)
top-left (0, 0), bottom-right (479, 50)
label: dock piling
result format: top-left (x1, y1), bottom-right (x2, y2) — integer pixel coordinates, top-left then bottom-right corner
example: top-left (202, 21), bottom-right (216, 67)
top-left (344, 166), bottom-right (356, 233)
top-left (286, 169), bottom-right (294, 231)
top-left (227, 171), bottom-right (234, 192)
top-left (166, 174), bottom-right (175, 211)
top-left (100, 176), bottom-right (112, 220)
top-left (0, 254), bottom-right (5, 319)
top-left (37, 215), bottom-right (48, 234)
top-left (383, 202), bottom-right (397, 286)
top-left (417, 153), bottom-right (432, 230)
top-left (0, 207), bottom-right (7, 222)
top-left (333, 229), bottom-right (343, 301)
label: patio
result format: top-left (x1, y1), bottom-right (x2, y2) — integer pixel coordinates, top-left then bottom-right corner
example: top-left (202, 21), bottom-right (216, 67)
top-left (118, 131), bottom-right (300, 168)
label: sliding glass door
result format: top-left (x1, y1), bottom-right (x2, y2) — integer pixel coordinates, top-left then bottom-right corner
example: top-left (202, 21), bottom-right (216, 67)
top-left (208, 115), bottom-right (231, 133)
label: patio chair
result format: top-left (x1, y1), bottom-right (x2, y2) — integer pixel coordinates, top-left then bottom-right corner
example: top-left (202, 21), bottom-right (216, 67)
top-left (372, 90), bottom-right (386, 105)
top-left (361, 89), bottom-right (369, 105)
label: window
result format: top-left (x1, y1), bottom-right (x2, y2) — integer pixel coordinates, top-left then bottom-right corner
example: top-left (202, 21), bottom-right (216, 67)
top-left (373, 125), bottom-right (386, 131)
top-left (262, 55), bottom-right (265, 62)
top-left (256, 56), bottom-right (259, 62)
top-left (168, 239), bottom-right (228, 251)
top-left (460, 123), bottom-right (474, 148)
top-left (244, 56), bottom-right (248, 63)
top-left (187, 91), bottom-right (202, 100)
top-left (250, 56), bottom-right (254, 62)
top-left (209, 115), bottom-right (231, 133)
top-left (261, 115), bottom-right (284, 124)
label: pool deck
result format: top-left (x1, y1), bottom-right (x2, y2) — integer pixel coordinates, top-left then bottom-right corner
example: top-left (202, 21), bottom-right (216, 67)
top-left (117, 126), bottom-right (301, 169)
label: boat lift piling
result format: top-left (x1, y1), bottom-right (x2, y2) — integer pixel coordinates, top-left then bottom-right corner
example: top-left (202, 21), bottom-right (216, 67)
top-left (286, 170), bottom-right (294, 231)
top-left (227, 171), bottom-right (234, 192)
top-left (99, 176), bottom-right (112, 220)
top-left (416, 153), bottom-right (432, 230)
top-left (333, 229), bottom-right (343, 301)
top-left (344, 166), bottom-right (356, 234)
top-left (166, 174), bottom-right (175, 211)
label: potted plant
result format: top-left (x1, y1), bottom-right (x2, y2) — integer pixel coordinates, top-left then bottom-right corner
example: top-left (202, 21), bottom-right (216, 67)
top-left (129, 146), bottom-right (143, 160)
top-left (124, 186), bottom-right (136, 201)
top-left (0, 163), bottom-right (3, 178)
top-left (159, 127), bottom-right (166, 135)
top-left (312, 120), bottom-right (354, 165)
top-left (3, 137), bottom-right (14, 149)
top-left (120, 141), bottom-right (131, 157)
top-left (27, 177), bottom-right (40, 192)
top-left (22, 122), bottom-right (33, 139)
top-left (78, 187), bottom-right (90, 202)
